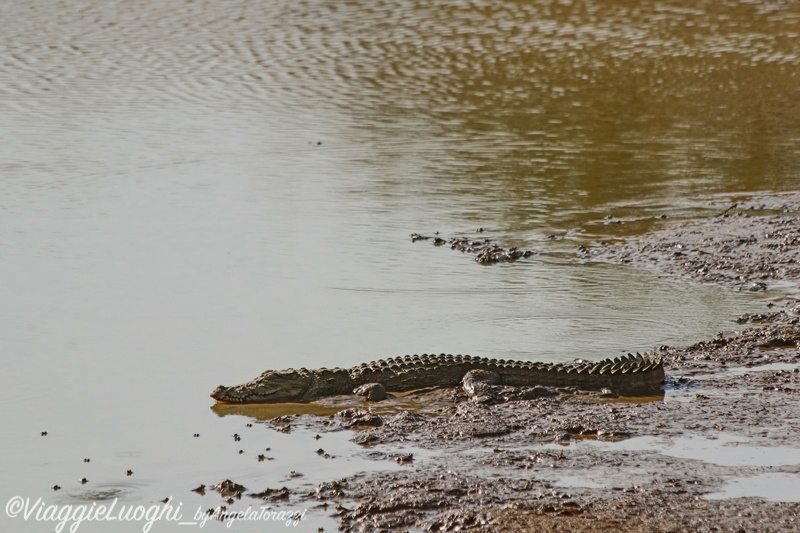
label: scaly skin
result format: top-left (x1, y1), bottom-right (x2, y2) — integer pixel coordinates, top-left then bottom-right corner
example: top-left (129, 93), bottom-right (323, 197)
top-left (210, 353), bottom-right (664, 403)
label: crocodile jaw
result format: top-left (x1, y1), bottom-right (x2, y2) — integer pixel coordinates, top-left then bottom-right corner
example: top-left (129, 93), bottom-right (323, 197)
top-left (211, 370), bottom-right (313, 403)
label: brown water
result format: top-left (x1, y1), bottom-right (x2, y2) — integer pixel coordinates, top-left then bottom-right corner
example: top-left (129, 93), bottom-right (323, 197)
top-left (1, 0), bottom-right (799, 531)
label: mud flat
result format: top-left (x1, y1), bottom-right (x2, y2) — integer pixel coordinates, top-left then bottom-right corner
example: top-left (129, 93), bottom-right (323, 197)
top-left (210, 320), bottom-right (800, 532)
top-left (581, 192), bottom-right (800, 292)
top-left (310, 319), bottom-right (800, 532)
top-left (212, 196), bottom-right (800, 532)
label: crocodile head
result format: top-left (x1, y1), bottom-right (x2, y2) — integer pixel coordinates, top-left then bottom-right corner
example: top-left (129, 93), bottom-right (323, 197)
top-left (211, 369), bottom-right (313, 403)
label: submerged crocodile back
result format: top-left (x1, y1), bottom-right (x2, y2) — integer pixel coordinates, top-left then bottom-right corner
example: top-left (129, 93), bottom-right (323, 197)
top-left (347, 353), bottom-right (664, 395)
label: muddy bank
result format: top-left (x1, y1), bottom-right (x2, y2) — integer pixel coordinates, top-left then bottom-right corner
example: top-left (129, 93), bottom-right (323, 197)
top-left (327, 324), bottom-right (799, 532)
top-left (205, 198), bottom-right (800, 532)
top-left (204, 319), bottom-right (800, 532)
top-left (581, 194), bottom-right (800, 291)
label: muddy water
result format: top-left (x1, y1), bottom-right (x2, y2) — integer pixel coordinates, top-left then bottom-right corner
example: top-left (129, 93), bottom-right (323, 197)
top-left (1, 0), bottom-right (799, 531)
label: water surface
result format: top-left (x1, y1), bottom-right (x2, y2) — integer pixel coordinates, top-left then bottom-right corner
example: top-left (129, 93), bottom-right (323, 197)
top-left (1, 0), bottom-right (799, 531)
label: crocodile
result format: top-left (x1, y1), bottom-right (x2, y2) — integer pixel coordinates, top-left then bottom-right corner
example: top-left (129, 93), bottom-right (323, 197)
top-left (210, 353), bottom-right (664, 403)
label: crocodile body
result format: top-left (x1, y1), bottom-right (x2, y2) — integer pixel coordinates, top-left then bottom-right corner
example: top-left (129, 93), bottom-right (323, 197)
top-left (211, 353), bottom-right (664, 403)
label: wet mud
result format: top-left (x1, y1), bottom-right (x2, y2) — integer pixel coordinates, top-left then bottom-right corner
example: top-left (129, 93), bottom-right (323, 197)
top-left (411, 233), bottom-right (537, 264)
top-left (581, 193), bottom-right (800, 291)
top-left (206, 319), bottom-right (800, 532)
top-left (209, 200), bottom-right (800, 532)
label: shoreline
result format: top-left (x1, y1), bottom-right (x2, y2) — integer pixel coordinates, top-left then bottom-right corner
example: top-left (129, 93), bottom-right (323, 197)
top-left (215, 197), bottom-right (800, 532)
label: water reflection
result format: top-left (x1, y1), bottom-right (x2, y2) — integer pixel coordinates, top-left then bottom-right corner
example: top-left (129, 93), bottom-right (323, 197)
top-left (1, 0), bottom-right (798, 525)
top-left (211, 402), bottom-right (345, 420)
top-left (211, 387), bottom-right (457, 420)
top-left (211, 387), bottom-right (664, 420)
top-left (297, 0), bottom-right (800, 231)
top-left (2, 0), bottom-right (798, 219)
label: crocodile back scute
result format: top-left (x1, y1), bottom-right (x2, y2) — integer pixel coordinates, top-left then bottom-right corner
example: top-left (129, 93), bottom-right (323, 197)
top-left (346, 352), bottom-right (664, 395)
